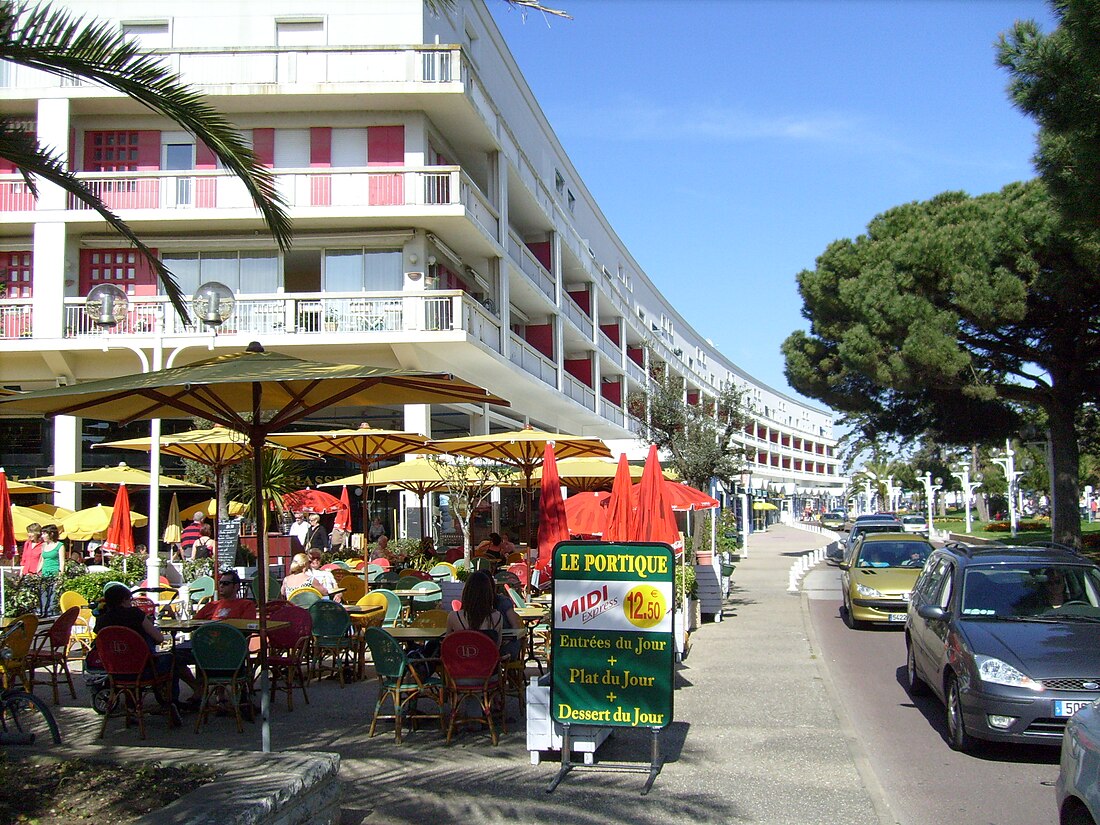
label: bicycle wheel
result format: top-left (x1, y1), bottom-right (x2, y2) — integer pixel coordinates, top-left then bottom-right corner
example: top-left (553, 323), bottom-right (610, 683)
top-left (2, 691), bottom-right (62, 745)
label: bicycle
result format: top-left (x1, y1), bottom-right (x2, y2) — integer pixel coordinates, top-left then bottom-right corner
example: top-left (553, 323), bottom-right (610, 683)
top-left (0, 621), bottom-right (62, 746)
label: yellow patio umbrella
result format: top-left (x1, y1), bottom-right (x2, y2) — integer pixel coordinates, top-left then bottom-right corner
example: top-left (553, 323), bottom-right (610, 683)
top-left (60, 504), bottom-right (149, 541)
top-left (531, 455), bottom-right (646, 492)
top-left (7, 481), bottom-right (56, 495)
top-left (27, 503), bottom-right (75, 521)
top-left (11, 504), bottom-right (54, 541)
top-left (163, 493), bottom-right (181, 545)
top-left (26, 462), bottom-right (205, 489)
top-left (752, 502), bottom-right (778, 511)
top-left (180, 497), bottom-right (249, 518)
top-left (430, 426), bottom-right (610, 545)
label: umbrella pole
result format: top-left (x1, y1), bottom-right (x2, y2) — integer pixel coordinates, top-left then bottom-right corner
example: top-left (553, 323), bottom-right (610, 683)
top-left (250, 430), bottom-right (272, 754)
top-left (361, 463), bottom-right (370, 575)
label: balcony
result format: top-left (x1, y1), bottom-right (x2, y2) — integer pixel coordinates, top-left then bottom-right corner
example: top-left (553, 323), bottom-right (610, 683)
top-left (507, 233), bottom-right (555, 303)
top-left (597, 330), bottom-right (621, 364)
top-left (564, 373), bottom-right (596, 411)
top-left (562, 293), bottom-right (593, 339)
top-left (599, 398), bottom-right (625, 427)
top-left (508, 332), bottom-right (557, 387)
top-left (625, 358), bottom-right (646, 385)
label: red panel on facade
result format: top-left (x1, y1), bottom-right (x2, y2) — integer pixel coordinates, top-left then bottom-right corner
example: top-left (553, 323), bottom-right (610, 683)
top-left (195, 140), bottom-right (217, 170)
top-left (79, 248), bottom-right (158, 296)
top-left (526, 241), bottom-right (552, 272)
top-left (599, 323), bottom-right (620, 344)
top-left (564, 357), bottom-right (593, 387)
top-left (687, 391), bottom-right (699, 406)
top-left (367, 126), bottom-right (404, 165)
top-left (252, 129), bottom-right (275, 167)
top-left (310, 127), bottom-right (332, 167)
top-left (525, 324), bottom-right (554, 360)
top-left (135, 131), bottom-right (160, 171)
top-left (567, 289), bottom-right (590, 315)
top-left (600, 380), bottom-right (621, 406)
top-left (627, 346), bottom-right (644, 366)
top-left (2, 251), bottom-right (32, 298)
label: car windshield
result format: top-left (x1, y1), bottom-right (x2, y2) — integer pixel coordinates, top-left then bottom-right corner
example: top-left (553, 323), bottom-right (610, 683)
top-left (855, 540), bottom-right (930, 568)
top-left (961, 565), bottom-right (1100, 619)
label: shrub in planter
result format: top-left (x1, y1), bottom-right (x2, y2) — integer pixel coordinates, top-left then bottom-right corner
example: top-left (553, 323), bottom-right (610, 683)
top-left (674, 564), bottom-right (697, 609)
top-left (181, 558), bottom-right (215, 582)
top-left (4, 574), bottom-right (43, 618)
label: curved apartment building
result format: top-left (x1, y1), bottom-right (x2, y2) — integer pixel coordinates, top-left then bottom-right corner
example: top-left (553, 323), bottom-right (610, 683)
top-left (0, 0), bottom-right (843, 521)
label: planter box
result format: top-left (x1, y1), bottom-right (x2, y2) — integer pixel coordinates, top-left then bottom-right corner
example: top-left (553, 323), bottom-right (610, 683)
top-left (526, 677), bottom-right (610, 765)
top-left (695, 550), bottom-right (714, 566)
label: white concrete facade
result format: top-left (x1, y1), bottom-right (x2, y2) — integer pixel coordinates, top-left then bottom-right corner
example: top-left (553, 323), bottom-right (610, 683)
top-left (0, 0), bottom-right (843, 508)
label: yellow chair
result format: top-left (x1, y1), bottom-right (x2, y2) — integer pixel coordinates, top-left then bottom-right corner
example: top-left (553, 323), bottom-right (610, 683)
top-left (59, 591), bottom-right (94, 655)
top-left (350, 594), bottom-right (387, 678)
top-left (288, 587), bottom-right (324, 608)
top-left (0, 614), bottom-right (38, 691)
top-left (410, 609), bottom-right (449, 628)
top-left (340, 576), bottom-right (366, 604)
top-left (59, 590), bottom-right (88, 613)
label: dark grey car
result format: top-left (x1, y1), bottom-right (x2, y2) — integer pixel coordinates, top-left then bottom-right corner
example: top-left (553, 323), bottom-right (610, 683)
top-left (826, 515), bottom-right (903, 563)
top-left (906, 543), bottom-right (1100, 752)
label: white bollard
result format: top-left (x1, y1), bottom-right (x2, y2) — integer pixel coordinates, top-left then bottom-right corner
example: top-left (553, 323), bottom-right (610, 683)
top-left (788, 567), bottom-right (799, 593)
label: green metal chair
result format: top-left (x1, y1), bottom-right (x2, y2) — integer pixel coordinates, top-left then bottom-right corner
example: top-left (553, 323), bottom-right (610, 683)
top-left (428, 563), bottom-right (454, 583)
top-left (370, 588), bottom-right (404, 627)
top-left (188, 575), bottom-right (215, 607)
top-left (363, 627), bottom-right (444, 744)
top-left (308, 600), bottom-right (355, 687)
top-left (375, 571), bottom-right (400, 588)
top-left (395, 575), bottom-right (423, 591)
top-left (410, 581), bottom-right (442, 618)
top-left (192, 622), bottom-right (250, 733)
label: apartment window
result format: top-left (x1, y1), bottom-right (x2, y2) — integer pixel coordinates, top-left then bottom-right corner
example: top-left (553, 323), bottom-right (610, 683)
top-left (323, 249), bottom-right (402, 292)
top-left (276, 20), bottom-right (325, 46)
top-left (567, 189), bottom-right (575, 213)
top-left (2, 251), bottom-right (32, 297)
top-left (160, 251), bottom-right (279, 296)
top-left (121, 21), bottom-right (171, 49)
top-left (555, 170), bottom-right (565, 195)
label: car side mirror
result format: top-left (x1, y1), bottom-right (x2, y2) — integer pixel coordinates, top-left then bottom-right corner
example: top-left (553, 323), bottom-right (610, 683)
top-left (838, 562), bottom-right (850, 571)
top-left (917, 604), bottom-right (947, 621)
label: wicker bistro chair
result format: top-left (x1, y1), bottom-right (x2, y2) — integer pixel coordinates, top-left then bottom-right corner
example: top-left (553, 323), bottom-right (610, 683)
top-left (441, 630), bottom-right (506, 745)
top-left (288, 587), bottom-right (324, 608)
top-left (409, 581), bottom-right (442, 619)
top-left (339, 576), bottom-right (366, 604)
top-left (349, 596), bottom-right (387, 679)
top-left (362, 627), bottom-right (444, 744)
top-left (263, 603), bottom-right (312, 711)
top-left (95, 626), bottom-right (179, 739)
top-left (428, 563), bottom-right (455, 583)
top-left (410, 609), bottom-right (449, 629)
top-left (308, 601), bottom-right (356, 687)
top-left (192, 622), bottom-right (250, 733)
top-left (395, 575), bottom-right (425, 591)
top-left (367, 589), bottom-right (404, 627)
top-left (27, 606), bottom-right (80, 704)
top-left (366, 563), bottom-right (384, 582)
top-left (0, 614), bottom-right (37, 691)
top-left (187, 576), bottom-right (216, 608)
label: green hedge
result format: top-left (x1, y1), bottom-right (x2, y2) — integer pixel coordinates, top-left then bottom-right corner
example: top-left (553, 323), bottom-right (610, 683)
top-left (4, 555), bottom-right (146, 618)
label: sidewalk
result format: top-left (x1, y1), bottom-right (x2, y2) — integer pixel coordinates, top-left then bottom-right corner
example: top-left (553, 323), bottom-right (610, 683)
top-left (37, 527), bottom-right (884, 824)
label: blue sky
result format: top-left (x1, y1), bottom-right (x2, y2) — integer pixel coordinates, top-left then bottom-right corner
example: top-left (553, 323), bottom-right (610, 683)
top-left (489, 0), bottom-right (1055, 409)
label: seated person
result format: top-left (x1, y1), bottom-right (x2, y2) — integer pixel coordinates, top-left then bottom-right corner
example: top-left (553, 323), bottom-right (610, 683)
top-left (446, 571), bottom-right (505, 646)
top-left (369, 534), bottom-right (391, 561)
top-left (474, 532), bottom-right (514, 568)
top-left (94, 584), bottom-right (199, 711)
top-left (305, 550), bottom-right (341, 603)
top-left (195, 570), bottom-right (257, 620)
top-left (281, 553), bottom-right (329, 598)
top-left (494, 583), bottom-right (523, 662)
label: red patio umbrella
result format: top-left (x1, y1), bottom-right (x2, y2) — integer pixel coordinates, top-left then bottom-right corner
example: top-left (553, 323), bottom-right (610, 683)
top-left (564, 491), bottom-right (610, 537)
top-left (102, 483), bottom-right (136, 559)
top-left (604, 454), bottom-right (634, 543)
top-left (634, 479), bottom-right (720, 512)
top-left (0, 469), bottom-right (17, 561)
top-left (631, 445), bottom-right (682, 552)
top-left (282, 488), bottom-right (343, 515)
top-left (334, 487), bottom-right (353, 533)
top-left (535, 443), bottom-right (570, 584)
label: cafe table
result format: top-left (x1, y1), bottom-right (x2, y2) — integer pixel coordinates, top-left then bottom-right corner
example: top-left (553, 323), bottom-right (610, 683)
top-left (512, 606), bottom-right (549, 672)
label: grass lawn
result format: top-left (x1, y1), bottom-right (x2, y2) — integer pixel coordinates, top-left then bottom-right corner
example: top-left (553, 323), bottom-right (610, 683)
top-left (939, 515), bottom-right (1100, 562)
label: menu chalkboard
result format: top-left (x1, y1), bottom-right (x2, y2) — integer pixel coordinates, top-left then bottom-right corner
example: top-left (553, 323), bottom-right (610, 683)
top-left (217, 518), bottom-right (242, 570)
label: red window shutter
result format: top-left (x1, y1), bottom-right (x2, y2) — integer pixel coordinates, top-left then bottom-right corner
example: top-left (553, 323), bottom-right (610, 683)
top-left (79, 248), bottom-right (158, 295)
top-left (367, 126), bottom-right (404, 165)
top-left (195, 140), bottom-right (217, 170)
top-left (253, 129), bottom-right (275, 167)
top-left (310, 127), bottom-right (332, 167)
top-left (135, 131), bottom-right (160, 171)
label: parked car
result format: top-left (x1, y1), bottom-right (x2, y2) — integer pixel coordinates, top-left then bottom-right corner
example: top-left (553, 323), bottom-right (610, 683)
top-left (906, 542), bottom-right (1100, 752)
top-left (1059, 698), bottom-right (1100, 825)
top-left (901, 514), bottom-right (928, 534)
top-left (821, 511), bottom-right (848, 530)
top-left (839, 533), bottom-right (933, 629)
top-left (826, 514), bottom-right (902, 563)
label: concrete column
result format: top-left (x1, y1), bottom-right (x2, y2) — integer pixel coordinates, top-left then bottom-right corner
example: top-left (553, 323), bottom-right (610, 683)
top-left (35, 98), bottom-right (69, 211)
top-left (467, 403), bottom-right (490, 436)
top-left (32, 223), bottom-right (67, 339)
top-left (52, 416), bottom-right (82, 511)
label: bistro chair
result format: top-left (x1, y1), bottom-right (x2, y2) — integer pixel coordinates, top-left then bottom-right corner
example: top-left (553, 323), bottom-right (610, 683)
top-left (0, 615), bottom-right (37, 691)
top-left (360, 590), bottom-right (402, 628)
top-left (395, 575), bottom-right (424, 591)
top-left (374, 571), bottom-right (400, 588)
top-left (362, 627), bottom-right (444, 744)
top-left (452, 558), bottom-right (470, 573)
top-left (263, 602), bottom-right (312, 711)
top-left (409, 581), bottom-right (442, 619)
top-left (371, 557), bottom-right (392, 571)
top-left (428, 563), bottom-right (455, 583)
top-left (192, 622), bottom-right (250, 733)
top-left (470, 557), bottom-right (493, 572)
top-left (95, 626), bottom-right (178, 739)
top-left (410, 609), bottom-right (449, 629)
top-left (187, 575), bottom-right (216, 608)
top-left (366, 563), bottom-right (383, 582)
top-left (495, 570), bottom-right (522, 592)
top-left (58, 591), bottom-right (95, 655)
top-left (340, 576), bottom-right (366, 604)
top-left (441, 630), bottom-right (505, 745)
top-left (308, 600), bottom-right (355, 687)
top-left (321, 563), bottom-right (343, 572)
top-left (398, 569), bottom-right (432, 582)
top-left (27, 605), bottom-right (80, 704)
top-left (58, 590), bottom-right (88, 614)
top-left (288, 587), bottom-right (324, 608)
top-left (506, 552), bottom-right (526, 565)
top-left (503, 584), bottom-right (527, 609)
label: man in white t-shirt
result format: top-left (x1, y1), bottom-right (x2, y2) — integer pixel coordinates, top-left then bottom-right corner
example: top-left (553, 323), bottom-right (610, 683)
top-left (288, 511), bottom-right (309, 549)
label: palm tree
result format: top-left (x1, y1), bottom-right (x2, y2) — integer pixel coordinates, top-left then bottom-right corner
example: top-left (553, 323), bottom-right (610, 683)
top-left (0, 1), bottom-right (291, 320)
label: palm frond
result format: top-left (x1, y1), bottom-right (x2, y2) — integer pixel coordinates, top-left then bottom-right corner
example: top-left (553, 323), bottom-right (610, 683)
top-left (0, 117), bottom-right (189, 318)
top-left (0, 1), bottom-right (292, 248)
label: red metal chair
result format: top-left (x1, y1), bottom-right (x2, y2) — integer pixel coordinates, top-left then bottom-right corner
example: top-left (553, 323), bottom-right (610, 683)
top-left (441, 630), bottom-right (505, 745)
top-left (95, 626), bottom-right (178, 739)
top-left (263, 602), bottom-right (312, 710)
top-left (27, 605), bottom-right (80, 704)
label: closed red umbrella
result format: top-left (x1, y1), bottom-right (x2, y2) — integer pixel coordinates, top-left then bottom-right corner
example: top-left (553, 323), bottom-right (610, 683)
top-left (633, 479), bottom-right (720, 512)
top-left (631, 445), bottom-right (682, 552)
top-left (604, 454), bottom-right (634, 543)
top-left (102, 483), bottom-right (136, 557)
top-left (335, 486), bottom-right (352, 532)
top-left (564, 491), bottom-right (610, 537)
top-left (535, 443), bottom-right (570, 584)
top-left (282, 488), bottom-right (343, 515)
top-left (0, 469), bottom-right (16, 560)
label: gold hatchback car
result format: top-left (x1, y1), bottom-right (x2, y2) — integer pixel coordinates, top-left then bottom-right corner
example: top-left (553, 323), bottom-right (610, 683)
top-left (840, 532), bottom-right (933, 629)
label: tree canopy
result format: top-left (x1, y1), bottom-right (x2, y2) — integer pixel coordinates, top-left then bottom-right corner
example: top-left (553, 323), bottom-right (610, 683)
top-left (782, 180), bottom-right (1100, 545)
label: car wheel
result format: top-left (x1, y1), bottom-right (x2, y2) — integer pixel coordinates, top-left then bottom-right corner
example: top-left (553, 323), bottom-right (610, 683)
top-left (946, 674), bottom-right (975, 752)
top-left (1061, 798), bottom-right (1097, 825)
top-left (842, 595), bottom-right (863, 629)
top-left (905, 639), bottom-right (929, 695)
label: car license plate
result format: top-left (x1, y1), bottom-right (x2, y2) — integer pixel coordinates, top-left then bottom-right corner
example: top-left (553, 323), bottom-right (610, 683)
top-left (888, 613), bottom-right (907, 622)
top-left (1055, 700), bottom-right (1092, 717)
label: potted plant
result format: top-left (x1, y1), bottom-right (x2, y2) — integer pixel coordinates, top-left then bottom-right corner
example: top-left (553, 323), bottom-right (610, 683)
top-left (323, 307), bottom-right (341, 332)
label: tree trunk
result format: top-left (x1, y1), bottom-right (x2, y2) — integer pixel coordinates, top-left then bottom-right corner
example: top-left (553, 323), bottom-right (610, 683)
top-left (1048, 402), bottom-right (1081, 547)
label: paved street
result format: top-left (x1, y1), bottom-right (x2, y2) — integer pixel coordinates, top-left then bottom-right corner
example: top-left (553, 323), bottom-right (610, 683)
top-left (37, 526), bottom-right (887, 824)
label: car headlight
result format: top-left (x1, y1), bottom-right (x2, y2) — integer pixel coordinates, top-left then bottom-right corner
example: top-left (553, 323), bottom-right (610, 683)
top-left (975, 655), bottom-right (1044, 691)
top-left (855, 583), bottom-right (884, 598)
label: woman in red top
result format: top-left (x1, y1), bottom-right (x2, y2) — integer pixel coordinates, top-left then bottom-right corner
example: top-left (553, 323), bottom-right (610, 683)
top-left (19, 522), bottom-right (43, 575)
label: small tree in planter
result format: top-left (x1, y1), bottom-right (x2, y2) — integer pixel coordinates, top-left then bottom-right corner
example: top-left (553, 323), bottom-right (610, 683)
top-left (427, 456), bottom-right (511, 561)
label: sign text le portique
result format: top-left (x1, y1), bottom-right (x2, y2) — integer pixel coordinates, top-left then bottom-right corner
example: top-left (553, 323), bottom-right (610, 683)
top-left (551, 541), bottom-right (675, 729)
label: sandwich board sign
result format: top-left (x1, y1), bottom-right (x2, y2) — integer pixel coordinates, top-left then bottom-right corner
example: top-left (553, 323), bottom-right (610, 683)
top-left (548, 540), bottom-right (674, 793)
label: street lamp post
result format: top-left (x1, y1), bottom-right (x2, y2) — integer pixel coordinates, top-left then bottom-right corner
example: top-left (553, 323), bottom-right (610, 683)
top-left (991, 439), bottom-right (1025, 537)
top-left (950, 461), bottom-right (983, 535)
top-left (918, 473), bottom-right (942, 540)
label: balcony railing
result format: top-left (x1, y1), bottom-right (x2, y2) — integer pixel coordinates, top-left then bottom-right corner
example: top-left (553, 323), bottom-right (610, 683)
top-left (507, 233), bottom-right (555, 303)
top-left (0, 300), bottom-right (33, 338)
top-left (626, 358), bottom-right (646, 385)
top-left (562, 294), bottom-right (593, 339)
top-left (597, 330), bottom-right (621, 363)
top-left (508, 333), bottom-right (557, 387)
top-left (564, 373), bottom-right (596, 411)
top-left (600, 398), bottom-right (625, 426)
top-left (54, 291), bottom-right (486, 340)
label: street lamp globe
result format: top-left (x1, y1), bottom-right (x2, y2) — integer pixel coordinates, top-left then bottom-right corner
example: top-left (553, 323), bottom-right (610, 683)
top-left (84, 283), bottom-right (129, 328)
top-left (192, 281), bottom-right (234, 327)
